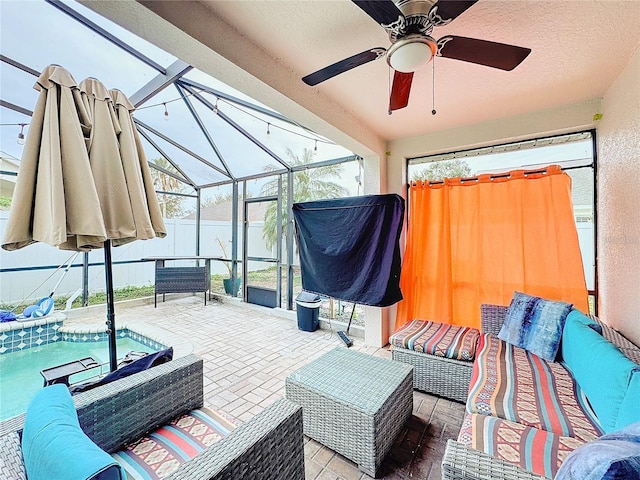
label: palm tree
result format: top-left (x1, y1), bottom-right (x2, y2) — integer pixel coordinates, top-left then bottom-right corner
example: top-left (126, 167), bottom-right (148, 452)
top-left (261, 148), bottom-right (349, 250)
top-left (149, 157), bottom-right (189, 218)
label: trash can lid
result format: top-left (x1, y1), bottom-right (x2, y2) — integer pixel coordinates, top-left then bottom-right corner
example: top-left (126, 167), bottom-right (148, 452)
top-left (296, 291), bottom-right (322, 303)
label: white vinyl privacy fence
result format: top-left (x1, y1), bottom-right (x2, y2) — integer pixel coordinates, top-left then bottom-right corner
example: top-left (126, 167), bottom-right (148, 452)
top-left (1, 212), bottom-right (594, 305)
top-left (0, 212), bottom-right (280, 305)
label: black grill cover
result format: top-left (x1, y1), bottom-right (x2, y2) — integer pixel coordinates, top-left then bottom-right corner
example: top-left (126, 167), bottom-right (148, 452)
top-left (292, 194), bottom-right (404, 307)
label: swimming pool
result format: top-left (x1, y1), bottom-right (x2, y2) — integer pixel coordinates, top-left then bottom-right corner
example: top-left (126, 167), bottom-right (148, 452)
top-left (0, 337), bottom-right (160, 420)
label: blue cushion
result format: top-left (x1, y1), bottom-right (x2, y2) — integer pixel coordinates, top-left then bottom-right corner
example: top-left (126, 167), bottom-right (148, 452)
top-left (617, 371), bottom-right (640, 430)
top-left (565, 308), bottom-right (602, 333)
top-left (498, 291), bottom-right (572, 361)
top-left (22, 384), bottom-right (124, 480)
top-left (556, 421), bottom-right (640, 480)
top-left (70, 347), bottom-right (173, 394)
top-left (562, 313), bottom-right (640, 433)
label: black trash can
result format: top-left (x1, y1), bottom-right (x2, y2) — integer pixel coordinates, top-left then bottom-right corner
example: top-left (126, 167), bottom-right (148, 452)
top-left (295, 292), bottom-right (322, 332)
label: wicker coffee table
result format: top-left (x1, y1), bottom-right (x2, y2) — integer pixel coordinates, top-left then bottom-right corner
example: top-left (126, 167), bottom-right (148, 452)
top-left (285, 347), bottom-right (413, 477)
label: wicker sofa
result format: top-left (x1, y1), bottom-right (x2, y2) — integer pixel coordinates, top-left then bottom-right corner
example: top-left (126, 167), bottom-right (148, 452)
top-left (441, 304), bottom-right (640, 480)
top-left (0, 354), bottom-right (305, 480)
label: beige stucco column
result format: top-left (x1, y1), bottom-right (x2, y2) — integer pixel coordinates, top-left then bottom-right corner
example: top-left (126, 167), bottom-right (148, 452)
top-left (361, 152), bottom-right (395, 347)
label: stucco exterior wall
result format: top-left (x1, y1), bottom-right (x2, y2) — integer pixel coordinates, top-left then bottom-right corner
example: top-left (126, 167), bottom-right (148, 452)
top-left (597, 43), bottom-right (640, 344)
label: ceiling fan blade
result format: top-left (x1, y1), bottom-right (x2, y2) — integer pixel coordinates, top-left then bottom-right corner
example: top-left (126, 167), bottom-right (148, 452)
top-left (389, 71), bottom-right (414, 111)
top-left (437, 36), bottom-right (531, 71)
top-left (352, 0), bottom-right (405, 29)
top-left (302, 48), bottom-right (386, 86)
top-left (433, 0), bottom-right (478, 23)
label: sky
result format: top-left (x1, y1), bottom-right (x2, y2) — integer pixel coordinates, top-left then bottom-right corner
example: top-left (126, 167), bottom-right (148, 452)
top-left (409, 137), bottom-right (593, 178)
top-left (0, 0), bottom-right (359, 199)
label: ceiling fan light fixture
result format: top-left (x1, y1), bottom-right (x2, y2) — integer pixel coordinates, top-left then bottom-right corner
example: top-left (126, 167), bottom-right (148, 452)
top-left (387, 35), bottom-right (437, 73)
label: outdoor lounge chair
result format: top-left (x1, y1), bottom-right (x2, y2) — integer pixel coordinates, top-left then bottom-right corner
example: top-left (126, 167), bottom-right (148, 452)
top-left (0, 354), bottom-right (305, 480)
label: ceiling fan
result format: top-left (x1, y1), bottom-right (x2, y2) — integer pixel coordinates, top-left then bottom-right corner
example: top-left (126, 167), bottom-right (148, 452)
top-left (302, 0), bottom-right (531, 113)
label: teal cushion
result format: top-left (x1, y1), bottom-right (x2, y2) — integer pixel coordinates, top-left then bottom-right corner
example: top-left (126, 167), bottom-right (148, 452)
top-left (617, 371), bottom-right (640, 430)
top-left (498, 291), bottom-right (572, 362)
top-left (565, 308), bottom-right (602, 332)
top-left (22, 384), bottom-right (124, 480)
top-left (562, 313), bottom-right (640, 433)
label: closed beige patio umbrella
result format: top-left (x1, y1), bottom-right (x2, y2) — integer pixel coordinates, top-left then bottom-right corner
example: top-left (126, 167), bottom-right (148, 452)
top-left (2, 65), bottom-right (166, 371)
top-left (2, 65), bottom-right (107, 252)
top-left (80, 77), bottom-right (137, 248)
top-left (109, 88), bottom-right (166, 245)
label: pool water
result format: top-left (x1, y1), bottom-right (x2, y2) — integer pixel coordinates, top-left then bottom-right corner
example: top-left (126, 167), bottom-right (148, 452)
top-left (0, 338), bottom-right (157, 420)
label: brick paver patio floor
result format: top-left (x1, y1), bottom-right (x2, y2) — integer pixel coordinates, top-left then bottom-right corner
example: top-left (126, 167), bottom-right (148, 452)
top-left (66, 295), bottom-right (465, 480)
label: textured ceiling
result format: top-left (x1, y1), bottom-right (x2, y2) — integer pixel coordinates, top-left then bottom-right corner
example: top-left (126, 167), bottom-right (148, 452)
top-left (89, 0), bottom-right (640, 152)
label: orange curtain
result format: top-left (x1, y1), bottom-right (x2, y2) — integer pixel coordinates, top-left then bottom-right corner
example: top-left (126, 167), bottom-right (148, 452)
top-left (396, 165), bottom-right (589, 330)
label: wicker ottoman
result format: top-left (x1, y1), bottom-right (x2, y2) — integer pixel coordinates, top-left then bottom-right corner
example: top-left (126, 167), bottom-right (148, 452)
top-left (390, 320), bottom-right (480, 403)
top-left (285, 347), bottom-right (413, 478)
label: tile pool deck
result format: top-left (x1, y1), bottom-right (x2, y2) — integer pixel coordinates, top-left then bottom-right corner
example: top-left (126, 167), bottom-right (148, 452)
top-left (62, 295), bottom-right (465, 480)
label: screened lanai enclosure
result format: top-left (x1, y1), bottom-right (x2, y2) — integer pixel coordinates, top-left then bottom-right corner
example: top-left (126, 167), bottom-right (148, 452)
top-left (0, 0), bottom-right (363, 316)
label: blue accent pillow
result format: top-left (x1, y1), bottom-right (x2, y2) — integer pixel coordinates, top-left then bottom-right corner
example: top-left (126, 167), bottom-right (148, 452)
top-left (498, 291), bottom-right (573, 361)
top-left (556, 421), bottom-right (640, 480)
top-left (22, 384), bottom-right (125, 480)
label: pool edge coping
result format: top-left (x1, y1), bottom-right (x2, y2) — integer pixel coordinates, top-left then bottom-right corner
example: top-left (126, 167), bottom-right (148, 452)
top-left (0, 311), bottom-right (193, 359)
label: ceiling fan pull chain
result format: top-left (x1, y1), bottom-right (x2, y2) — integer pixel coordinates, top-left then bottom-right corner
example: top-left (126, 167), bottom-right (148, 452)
top-left (388, 65), bottom-right (393, 115)
top-left (431, 56), bottom-right (437, 116)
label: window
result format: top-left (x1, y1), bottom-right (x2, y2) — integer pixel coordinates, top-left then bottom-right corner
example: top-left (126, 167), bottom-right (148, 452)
top-left (407, 131), bottom-right (597, 312)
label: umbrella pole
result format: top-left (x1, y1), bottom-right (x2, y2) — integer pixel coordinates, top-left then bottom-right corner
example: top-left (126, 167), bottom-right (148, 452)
top-left (104, 240), bottom-right (118, 372)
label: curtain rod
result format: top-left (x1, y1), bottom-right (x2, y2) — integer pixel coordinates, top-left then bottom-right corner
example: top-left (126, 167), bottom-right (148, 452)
top-left (409, 131), bottom-right (592, 165)
top-left (414, 163), bottom-right (593, 187)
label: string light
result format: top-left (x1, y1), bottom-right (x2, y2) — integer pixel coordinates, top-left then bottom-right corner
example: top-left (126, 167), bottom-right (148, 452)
top-left (137, 89), bottom-right (336, 146)
top-left (17, 123), bottom-right (26, 145)
top-left (221, 96), bottom-right (335, 146)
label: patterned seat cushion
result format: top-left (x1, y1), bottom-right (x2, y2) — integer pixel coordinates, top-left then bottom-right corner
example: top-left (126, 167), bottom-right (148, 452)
top-left (467, 333), bottom-right (603, 444)
top-left (390, 320), bottom-right (480, 361)
top-left (458, 413), bottom-right (584, 479)
top-left (113, 407), bottom-right (236, 479)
